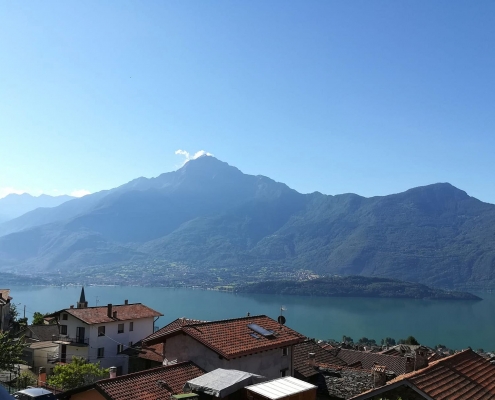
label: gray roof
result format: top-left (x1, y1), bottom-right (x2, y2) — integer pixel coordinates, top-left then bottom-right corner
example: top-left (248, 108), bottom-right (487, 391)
top-left (184, 369), bottom-right (265, 398)
top-left (26, 324), bottom-right (60, 341)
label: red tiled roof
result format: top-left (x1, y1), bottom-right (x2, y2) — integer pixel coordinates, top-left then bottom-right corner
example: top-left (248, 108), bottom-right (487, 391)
top-left (121, 341), bottom-right (165, 363)
top-left (95, 361), bottom-right (204, 400)
top-left (52, 303), bottom-right (162, 325)
top-left (336, 348), bottom-right (409, 375)
top-left (145, 317), bottom-right (206, 344)
top-left (146, 315), bottom-right (306, 359)
top-left (294, 340), bottom-right (347, 378)
top-left (137, 343), bottom-right (164, 363)
top-left (350, 349), bottom-right (495, 400)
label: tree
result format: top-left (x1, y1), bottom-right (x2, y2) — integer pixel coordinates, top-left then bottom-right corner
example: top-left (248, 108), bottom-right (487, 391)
top-left (47, 357), bottom-right (109, 390)
top-left (0, 331), bottom-right (25, 372)
top-left (398, 336), bottom-right (420, 345)
top-left (342, 335), bottom-right (353, 344)
top-left (15, 369), bottom-right (38, 388)
top-left (9, 304), bottom-right (28, 332)
top-left (382, 337), bottom-right (396, 346)
top-left (32, 312), bottom-right (46, 325)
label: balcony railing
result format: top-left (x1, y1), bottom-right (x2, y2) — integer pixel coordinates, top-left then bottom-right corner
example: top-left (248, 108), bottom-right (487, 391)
top-left (51, 335), bottom-right (89, 345)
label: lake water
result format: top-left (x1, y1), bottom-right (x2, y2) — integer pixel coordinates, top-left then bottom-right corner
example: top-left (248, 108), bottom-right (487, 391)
top-left (7, 285), bottom-right (495, 351)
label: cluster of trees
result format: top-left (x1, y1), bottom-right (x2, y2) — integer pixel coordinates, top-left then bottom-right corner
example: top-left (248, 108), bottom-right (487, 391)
top-left (47, 357), bottom-right (109, 390)
top-left (339, 335), bottom-right (420, 346)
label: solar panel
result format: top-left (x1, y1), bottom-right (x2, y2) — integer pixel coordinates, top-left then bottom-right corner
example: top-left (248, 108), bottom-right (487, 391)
top-left (250, 333), bottom-right (261, 339)
top-left (248, 323), bottom-right (274, 337)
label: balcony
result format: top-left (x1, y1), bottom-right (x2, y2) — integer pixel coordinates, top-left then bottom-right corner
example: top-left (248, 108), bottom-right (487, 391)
top-left (51, 335), bottom-right (89, 346)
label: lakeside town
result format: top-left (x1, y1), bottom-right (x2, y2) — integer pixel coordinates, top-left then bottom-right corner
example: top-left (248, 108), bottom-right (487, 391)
top-left (1, 287), bottom-right (495, 399)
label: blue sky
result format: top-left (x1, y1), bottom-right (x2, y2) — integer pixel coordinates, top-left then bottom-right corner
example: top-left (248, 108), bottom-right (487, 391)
top-left (1, 1), bottom-right (494, 202)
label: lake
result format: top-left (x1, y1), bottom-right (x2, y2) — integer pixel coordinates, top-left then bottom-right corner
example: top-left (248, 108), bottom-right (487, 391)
top-left (7, 285), bottom-right (495, 351)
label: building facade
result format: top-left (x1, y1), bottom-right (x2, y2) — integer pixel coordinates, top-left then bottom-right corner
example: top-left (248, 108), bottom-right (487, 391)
top-left (144, 315), bottom-right (306, 379)
top-left (48, 288), bottom-right (162, 375)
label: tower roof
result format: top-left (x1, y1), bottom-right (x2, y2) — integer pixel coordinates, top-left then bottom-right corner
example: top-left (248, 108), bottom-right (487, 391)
top-left (79, 287), bottom-right (86, 303)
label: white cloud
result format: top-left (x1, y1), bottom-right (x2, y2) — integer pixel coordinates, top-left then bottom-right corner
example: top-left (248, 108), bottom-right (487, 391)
top-left (70, 189), bottom-right (91, 198)
top-left (175, 149), bottom-right (213, 165)
top-left (0, 187), bottom-right (26, 199)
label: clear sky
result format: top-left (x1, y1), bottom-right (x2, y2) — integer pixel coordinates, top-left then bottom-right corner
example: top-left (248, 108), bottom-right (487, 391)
top-left (1, 1), bottom-right (494, 202)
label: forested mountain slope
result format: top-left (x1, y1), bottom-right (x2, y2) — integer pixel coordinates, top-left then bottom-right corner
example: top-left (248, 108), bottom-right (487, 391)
top-left (0, 156), bottom-right (494, 289)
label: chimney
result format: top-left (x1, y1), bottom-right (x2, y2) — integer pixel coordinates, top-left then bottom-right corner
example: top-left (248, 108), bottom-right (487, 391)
top-left (124, 299), bottom-right (128, 305)
top-left (70, 305), bottom-right (74, 309)
top-left (372, 365), bottom-right (386, 387)
top-left (109, 367), bottom-right (117, 379)
top-left (107, 304), bottom-right (112, 318)
top-left (113, 311), bottom-right (117, 319)
top-left (308, 352), bottom-right (316, 367)
top-left (38, 367), bottom-right (47, 387)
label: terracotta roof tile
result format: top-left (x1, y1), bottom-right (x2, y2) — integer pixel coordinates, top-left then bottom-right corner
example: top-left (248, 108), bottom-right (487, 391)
top-left (294, 340), bottom-right (347, 378)
top-left (146, 315), bottom-right (306, 359)
top-left (52, 303), bottom-right (162, 325)
top-left (336, 348), bottom-right (409, 376)
top-left (145, 317), bottom-right (206, 343)
top-left (350, 349), bottom-right (495, 400)
top-left (122, 342), bottom-right (165, 363)
top-left (96, 361), bottom-right (204, 400)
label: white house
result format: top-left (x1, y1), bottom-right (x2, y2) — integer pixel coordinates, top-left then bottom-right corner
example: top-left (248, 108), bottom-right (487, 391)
top-left (143, 315), bottom-right (306, 379)
top-left (48, 288), bottom-right (162, 375)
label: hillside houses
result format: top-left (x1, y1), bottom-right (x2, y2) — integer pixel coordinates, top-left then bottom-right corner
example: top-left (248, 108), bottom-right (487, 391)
top-left (6, 287), bottom-right (491, 400)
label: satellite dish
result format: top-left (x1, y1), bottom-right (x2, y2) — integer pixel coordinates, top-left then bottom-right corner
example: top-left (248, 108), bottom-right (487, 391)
top-left (278, 315), bottom-right (286, 325)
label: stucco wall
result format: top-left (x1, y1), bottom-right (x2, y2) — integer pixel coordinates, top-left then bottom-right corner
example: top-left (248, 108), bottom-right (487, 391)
top-left (164, 334), bottom-right (292, 379)
top-left (58, 311), bottom-right (155, 374)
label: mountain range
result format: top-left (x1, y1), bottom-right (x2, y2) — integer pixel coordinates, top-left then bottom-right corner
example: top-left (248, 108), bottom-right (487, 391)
top-left (0, 193), bottom-right (73, 224)
top-left (1, 155), bottom-right (494, 289)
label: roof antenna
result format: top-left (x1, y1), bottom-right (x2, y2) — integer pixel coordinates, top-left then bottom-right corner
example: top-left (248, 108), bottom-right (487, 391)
top-left (278, 306), bottom-right (286, 325)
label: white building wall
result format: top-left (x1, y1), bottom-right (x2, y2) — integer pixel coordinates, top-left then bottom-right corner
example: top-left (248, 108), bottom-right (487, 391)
top-left (31, 344), bottom-right (60, 376)
top-left (58, 311), bottom-right (156, 375)
top-left (164, 334), bottom-right (292, 379)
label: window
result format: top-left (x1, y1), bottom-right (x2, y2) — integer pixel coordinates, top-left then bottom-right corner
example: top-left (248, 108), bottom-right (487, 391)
top-left (280, 368), bottom-right (288, 377)
top-left (282, 347), bottom-right (288, 356)
top-left (129, 321), bottom-right (134, 331)
top-left (98, 326), bottom-right (105, 337)
top-left (97, 348), bottom-right (105, 358)
top-left (118, 323), bottom-right (124, 333)
top-left (59, 325), bottom-right (67, 335)
top-left (117, 344), bottom-right (124, 353)
top-left (62, 314), bottom-right (68, 320)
